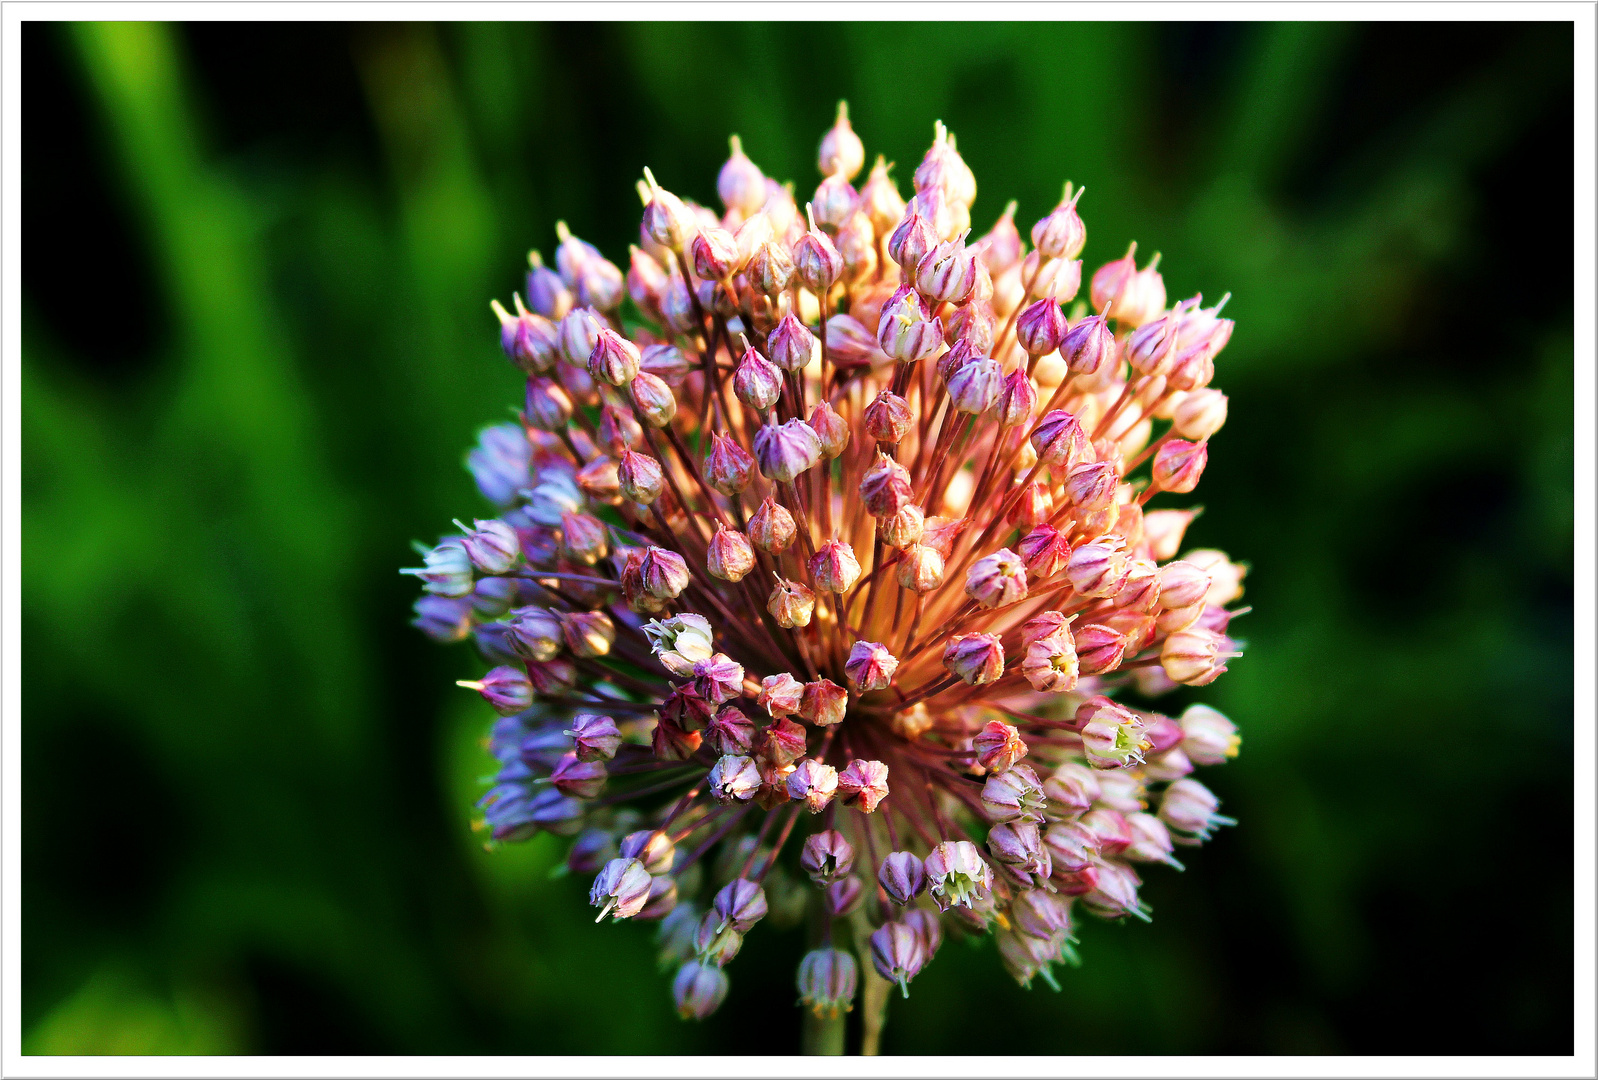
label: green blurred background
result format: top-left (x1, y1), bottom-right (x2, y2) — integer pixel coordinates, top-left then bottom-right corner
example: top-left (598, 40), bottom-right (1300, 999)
top-left (22, 20), bottom-right (1574, 1055)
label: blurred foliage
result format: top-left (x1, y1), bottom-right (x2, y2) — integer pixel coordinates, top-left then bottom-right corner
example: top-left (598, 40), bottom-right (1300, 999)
top-left (22, 20), bottom-right (1573, 1055)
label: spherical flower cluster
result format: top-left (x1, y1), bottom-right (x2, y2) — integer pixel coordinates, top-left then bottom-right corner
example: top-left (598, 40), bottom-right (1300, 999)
top-left (406, 104), bottom-right (1247, 1026)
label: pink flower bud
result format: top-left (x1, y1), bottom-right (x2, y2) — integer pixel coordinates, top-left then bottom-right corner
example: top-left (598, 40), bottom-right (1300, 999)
top-left (586, 327), bottom-right (641, 388)
top-left (747, 237), bottom-right (796, 296)
top-left (1152, 439), bottom-right (1208, 493)
top-left (767, 577), bottom-right (816, 628)
top-left (559, 510), bottom-right (610, 565)
top-left (995, 369), bottom-right (1038, 427)
top-left (641, 169), bottom-right (698, 253)
top-left (858, 155), bottom-right (905, 233)
top-left (975, 200), bottom-right (1023, 273)
top-left (944, 632), bottom-right (1005, 685)
top-left (1072, 622), bottom-right (1129, 676)
top-left (915, 232), bottom-right (979, 304)
top-left (1142, 509), bottom-right (1197, 562)
top-left (809, 539), bottom-right (861, 593)
top-left (1064, 460), bottom-right (1119, 511)
top-left (826, 313), bottom-right (889, 367)
top-left (1173, 388), bottom-right (1228, 440)
top-left (825, 874), bottom-right (865, 917)
top-left (457, 666), bottom-right (533, 716)
top-left (1031, 185), bottom-right (1087, 260)
top-left (881, 503), bottom-right (925, 548)
top-left (691, 225), bottom-right (740, 281)
top-left (987, 822), bottom-right (1052, 888)
top-left (598, 403), bottom-right (642, 452)
top-left (870, 921), bottom-right (926, 995)
top-left (706, 706), bottom-right (756, 754)
top-left (965, 548), bottom-right (1028, 608)
top-left (591, 857), bottom-right (653, 921)
top-left (845, 640), bottom-right (899, 693)
top-left (1066, 540), bottom-right (1129, 598)
top-left (1017, 525), bottom-right (1072, 578)
top-left (945, 301), bottom-right (996, 353)
top-left (1023, 251), bottom-right (1082, 304)
top-left (924, 840), bottom-right (993, 912)
top-left (837, 210), bottom-right (879, 283)
top-left (794, 208), bottom-right (844, 293)
top-left (800, 830), bottom-right (856, 882)
top-left (1059, 311), bottom-right (1116, 376)
top-left (1030, 409), bottom-right (1092, 467)
top-left (1179, 704), bottom-right (1240, 765)
top-left (859, 452), bottom-right (913, 519)
top-left (1043, 763), bottom-right (1101, 819)
top-left (767, 312), bottom-right (819, 373)
top-left (879, 851), bottom-right (928, 908)
top-left (692, 653), bottom-right (745, 705)
top-left (639, 546), bottom-right (690, 599)
top-left (706, 526), bottom-right (756, 583)
top-left (812, 170), bottom-right (859, 231)
top-left (817, 101), bottom-right (865, 180)
top-left (717, 134), bottom-right (766, 215)
top-left (799, 678), bottom-right (848, 727)
top-left (748, 496), bottom-right (797, 553)
top-left (522, 376), bottom-right (574, 433)
top-left (982, 763), bottom-right (1047, 823)
top-left (1158, 560), bottom-right (1211, 610)
top-left (787, 758), bottom-right (839, 813)
top-left (897, 543), bottom-right (945, 592)
top-left (809, 401), bottom-right (851, 460)
top-left (1021, 632), bottom-right (1079, 692)
top-left (556, 306), bottom-right (605, 368)
top-left (703, 432), bottom-right (755, 495)
top-left (506, 606), bottom-right (564, 662)
top-left (560, 610), bottom-right (616, 659)
top-left (754, 417), bottom-right (822, 482)
top-left (626, 245), bottom-right (668, 319)
top-left (1045, 819), bottom-right (1100, 874)
top-left (733, 345), bottom-right (783, 412)
top-left (887, 204), bottom-right (939, 277)
top-left (1081, 809), bottom-right (1133, 856)
top-left (974, 720), bottom-right (1029, 773)
top-left (947, 356), bottom-right (1003, 414)
top-left (756, 717), bottom-right (807, 767)
top-left (864, 390), bottom-right (915, 444)
top-left (937, 337), bottom-right (976, 381)
top-left (617, 449), bottom-right (664, 504)
top-left (1116, 558), bottom-right (1162, 612)
top-left (757, 674), bottom-right (805, 719)
top-left (876, 284), bottom-right (942, 363)
top-left (1081, 860), bottom-right (1149, 921)
top-left (1008, 480), bottom-right (1053, 530)
top-left (1076, 696), bottom-right (1149, 770)
top-left (1124, 812), bottom-right (1182, 868)
top-left (836, 759), bottom-right (889, 812)
top-left (1016, 298), bottom-right (1067, 356)
top-left (1161, 626), bottom-right (1227, 686)
top-left (627, 370), bottom-right (677, 428)
top-left (1159, 777), bottom-right (1236, 841)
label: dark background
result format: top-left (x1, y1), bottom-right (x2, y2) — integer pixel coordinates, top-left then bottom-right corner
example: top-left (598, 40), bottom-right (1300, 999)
top-left (22, 20), bottom-right (1575, 1054)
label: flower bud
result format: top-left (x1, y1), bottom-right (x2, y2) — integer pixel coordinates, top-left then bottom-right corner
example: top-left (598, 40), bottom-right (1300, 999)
top-left (863, 391), bottom-right (915, 444)
top-left (972, 720), bottom-right (1028, 773)
top-left (1044, 819), bottom-right (1100, 873)
top-left (812, 169), bottom-right (859, 232)
top-left (767, 312), bottom-right (819, 373)
top-left (627, 246), bottom-right (668, 318)
top-left (1016, 299), bottom-right (1067, 356)
top-left (691, 653), bottom-right (745, 704)
top-left (1076, 696), bottom-right (1149, 770)
top-left (748, 496), bottom-right (797, 553)
top-left (1179, 704), bottom-right (1240, 765)
top-left (454, 519), bottom-right (517, 576)
top-left (618, 829), bottom-right (676, 875)
top-left (817, 101), bottom-right (865, 181)
top-left (878, 851), bottom-right (927, 905)
top-left (1059, 311), bottom-right (1116, 377)
top-left (1031, 184), bottom-right (1087, 260)
top-left (522, 376), bottom-right (575, 433)
top-left (809, 539), bottom-right (861, 593)
top-left (691, 226), bottom-right (740, 281)
top-left (624, 373), bottom-right (675, 430)
top-left (525, 250), bottom-right (573, 321)
top-left (965, 548), bottom-right (1028, 608)
top-left (881, 503), bottom-right (925, 549)
top-left (1021, 632), bottom-right (1079, 693)
top-left (1066, 540), bottom-right (1129, 598)
top-left (858, 155), bottom-right (906, 233)
top-left (586, 328), bottom-right (640, 388)
top-left (617, 449), bottom-right (665, 504)
top-left (712, 877), bottom-right (768, 933)
top-left (598, 403), bottom-right (643, 452)
top-left (1123, 811), bottom-right (1183, 868)
top-left (800, 830), bottom-right (855, 883)
top-left (1071, 622), bottom-right (1128, 676)
top-left (1161, 625), bottom-right (1227, 686)
top-left (658, 272), bottom-right (698, 333)
top-left (797, 947), bottom-right (858, 1019)
top-left (560, 610), bottom-right (615, 658)
top-left (916, 232), bottom-right (978, 304)
top-left (835, 209), bottom-right (879, 284)
top-left (897, 543), bottom-right (946, 592)
top-left (555, 306), bottom-right (605, 370)
top-left (559, 510), bottom-right (609, 565)
top-left (1030, 409), bottom-right (1092, 467)
top-left (1081, 859), bottom-right (1149, 921)
top-left (505, 605), bottom-right (563, 662)
top-left (457, 666), bottom-right (533, 716)
top-left (705, 706), bottom-right (756, 755)
top-left (794, 207), bottom-right (844, 293)
top-left (706, 525), bottom-right (756, 583)
top-left (733, 344), bottom-right (783, 412)
top-left (836, 759), bottom-right (889, 812)
top-left (995, 369), bottom-right (1038, 428)
top-left (947, 356), bottom-right (1003, 415)
top-left (924, 840), bottom-right (993, 912)
top-left (943, 632), bottom-right (1005, 685)
top-left (1080, 808), bottom-right (1133, 857)
top-left (591, 857), bottom-right (653, 921)
top-left (1142, 508), bottom-right (1198, 562)
top-left (1113, 256), bottom-right (1167, 328)
top-left (639, 546), bottom-right (690, 599)
top-left (987, 821), bottom-right (1051, 883)
top-left (1043, 762), bottom-right (1102, 819)
top-left (641, 168), bottom-right (699, 253)
top-left (825, 874), bottom-right (865, 917)
top-left (703, 432), bottom-right (755, 495)
top-left (809, 401), bottom-right (851, 460)
top-left (845, 640), bottom-right (898, 693)
top-left (756, 717), bottom-right (808, 766)
top-left (876, 284), bottom-right (942, 363)
top-left (717, 134), bottom-right (766, 216)
top-left (672, 960), bottom-right (729, 1019)
top-left (982, 763), bottom-right (1047, 823)
top-left (787, 757), bottom-right (839, 813)
top-left (1159, 777), bottom-right (1236, 841)
top-left (707, 753), bottom-right (761, 803)
top-left (1017, 524), bottom-right (1072, 578)
top-left (1173, 388), bottom-right (1227, 440)
top-left (887, 204), bottom-right (939, 278)
top-left (799, 678), bottom-right (848, 728)
top-left (859, 452), bottom-right (913, 518)
top-left (492, 298), bottom-right (560, 375)
top-left (757, 673), bottom-right (805, 719)
top-left (754, 418), bottom-right (823, 483)
top-left (768, 577), bottom-right (816, 628)
top-left (870, 921), bottom-right (926, 996)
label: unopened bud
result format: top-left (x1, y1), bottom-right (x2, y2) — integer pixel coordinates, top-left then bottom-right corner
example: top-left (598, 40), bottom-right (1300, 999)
top-left (878, 851), bottom-right (927, 905)
top-left (768, 577), bottom-right (816, 628)
top-left (639, 546), bottom-right (690, 599)
top-left (718, 134), bottom-right (767, 216)
top-left (943, 632), bottom-right (1005, 685)
top-left (522, 376), bottom-right (574, 433)
top-left (897, 543), bottom-right (946, 592)
top-left (882, 503), bottom-right (925, 548)
top-left (1161, 626), bottom-right (1227, 686)
top-left (703, 432), bottom-right (755, 495)
top-left (947, 356), bottom-right (1003, 414)
top-left (973, 720), bottom-right (1028, 773)
top-left (628, 370), bottom-right (677, 427)
top-left (1030, 409), bottom-right (1092, 467)
top-left (965, 548), bottom-right (1028, 609)
top-left (672, 960), bottom-right (729, 1019)
top-left (1066, 540), bottom-right (1129, 598)
top-left (916, 232), bottom-right (978, 304)
top-left (1072, 622), bottom-right (1129, 676)
top-left (818, 101), bottom-right (865, 180)
top-left (799, 678), bottom-right (848, 728)
top-left (1016, 299), bottom-right (1067, 356)
top-left (617, 449), bottom-right (665, 505)
top-left (809, 401), bottom-right (851, 459)
top-left (734, 344), bottom-right (783, 412)
top-left (845, 640), bottom-right (899, 693)
top-left (860, 452), bottom-right (913, 518)
top-left (560, 610), bottom-right (615, 658)
top-left (748, 496), bottom-right (797, 553)
top-left (1021, 632), bottom-right (1079, 693)
top-left (754, 418), bottom-right (823, 482)
top-left (870, 921), bottom-right (926, 996)
top-left (1017, 524), bottom-right (1072, 578)
top-left (457, 666), bottom-right (533, 716)
top-left (1031, 185), bottom-right (1087, 260)
top-left (864, 391), bottom-right (915, 444)
top-left (836, 759), bottom-right (889, 812)
top-left (706, 526), bottom-right (756, 583)
top-left (797, 947), bottom-right (858, 1019)
top-left (767, 312), bottom-right (819, 372)
top-left (810, 539), bottom-right (861, 593)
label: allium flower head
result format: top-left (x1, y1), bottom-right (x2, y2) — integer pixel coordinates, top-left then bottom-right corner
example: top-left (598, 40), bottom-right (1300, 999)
top-left (412, 110), bottom-right (1250, 1029)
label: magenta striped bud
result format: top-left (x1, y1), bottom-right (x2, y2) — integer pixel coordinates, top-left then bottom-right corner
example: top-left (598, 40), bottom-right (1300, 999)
top-left (704, 432), bottom-right (755, 495)
top-left (844, 640), bottom-right (898, 693)
top-left (734, 345), bottom-right (783, 412)
top-left (943, 632), bottom-right (1004, 685)
top-left (717, 134), bottom-right (766, 215)
top-left (965, 548), bottom-right (1028, 608)
top-left (981, 764), bottom-right (1047, 823)
top-left (522, 376), bottom-right (574, 433)
top-left (587, 327), bottom-right (641, 386)
top-left (793, 208), bottom-right (843, 293)
top-left (1021, 632), bottom-right (1079, 693)
top-left (864, 390), bottom-right (915, 444)
top-left (1043, 763), bottom-right (1101, 818)
top-left (712, 878), bottom-right (768, 934)
top-left (916, 232), bottom-right (979, 304)
top-left (860, 452), bottom-right (913, 518)
top-left (809, 539), bottom-right (861, 593)
top-left (787, 758), bottom-right (839, 813)
top-left (878, 851), bottom-right (927, 905)
top-left (639, 546), bottom-right (690, 599)
top-left (800, 830), bottom-right (856, 882)
top-left (870, 921), bottom-right (926, 996)
top-left (628, 371), bottom-right (677, 428)
top-left (767, 312), bottom-right (819, 373)
top-left (825, 874), bottom-right (864, 917)
top-left (1017, 524), bottom-right (1071, 578)
top-left (809, 401), bottom-right (851, 459)
top-left (946, 355), bottom-right (1003, 415)
top-left (1031, 185), bottom-right (1087, 260)
top-left (691, 226), bottom-right (740, 281)
top-left (1072, 622), bottom-right (1129, 676)
top-left (1153, 438), bottom-right (1208, 493)
top-left (706, 706), bottom-right (756, 755)
top-left (748, 496), bottom-right (797, 554)
top-left (836, 759), bottom-right (889, 812)
top-left (1016, 298), bottom-right (1067, 356)
top-left (1060, 311), bottom-right (1116, 375)
top-left (1030, 409), bottom-right (1092, 467)
top-left (560, 610), bottom-right (615, 658)
top-left (457, 666), bottom-right (533, 716)
top-left (973, 720), bottom-right (1028, 773)
top-left (672, 960), bottom-right (728, 1019)
top-left (754, 418), bottom-right (822, 483)
top-left (798, 678), bottom-right (848, 728)
top-left (617, 448), bottom-right (664, 505)
top-left (995, 369), bottom-right (1037, 427)
top-left (887, 204), bottom-right (939, 278)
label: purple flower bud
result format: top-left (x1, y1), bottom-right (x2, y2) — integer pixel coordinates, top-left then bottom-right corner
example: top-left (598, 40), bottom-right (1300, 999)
top-left (943, 632), bottom-right (1005, 686)
top-left (786, 758), bottom-right (839, 813)
top-left (808, 401), bottom-right (851, 460)
top-left (824, 874), bottom-right (864, 917)
top-left (619, 829), bottom-right (676, 875)
top-left (639, 546), bottom-right (690, 599)
top-left (554, 222), bottom-right (624, 311)
top-left (565, 714), bottom-right (622, 761)
top-left (809, 539), bottom-right (861, 593)
top-left (858, 155), bottom-right (906, 233)
top-left (748, 496), bottom-right (797, 554)
top-left (402, 541), bottom-right (474, 597)
top-left (836, 759), bottom-right (889, 813)
top-left (1011, 887), bottom-right (1073, 942)
top-left (627, 245), bottom-right (668, 318)
top-left (560, 610), bottom-right (615, 658)
top-left (1060, 311), bottom-right (1116, 375)
top-left (965, 548), bottom-right (1028, 609)
top-left (1043, 762), bottom-right (1101, 818)
top-left (551, 751), bottom-right (607, 798)
top-left (693, 908), bottom-right (745, 966)
top-left (946, 356), bottom-right (1003, 415)
top-left (457, 666), bottom-right (534, 716)
top-left (641, 169), bottom-right (699, 254)
top-left (706, 706), bottom-right (756, 754)
top-left (1178, 705), bottom-right (1240, 765)
top-left (627, 371), bottom-right (677, 429)
top-left (1081, 859), bottom-right (1149, 921)
top-left (597, 404), bottom-right (642, 453)
top-left (658, 272), bottom-right (699, 333)
top-left (733, 345), bottom-right (783, 412)
top-left (756, 717), bottom-right (808, 766)
top-left (812, 170), bottom-right (859, 231)
top-left (691, 653), bottom-right (745, 704)
top-left (504, 605), bottom-right (563, 661)
top-left (1072, 622), bottom-right (1129, 676)
top-left (876, 284), bottom-right (942, 363)
top-left (973, 720), bottom-right (1028, 773)
top-left (707, 754), bottom-right (761, 803)
top-left (878, 851), bottom-right (927, 905)
top-left (982, 763), bottom-right (1048, 823)
top-left (1077, 696), bottom-right (1149, 770)
top-left (915, 232), bottom-right (978, 304)
top-left (556, 306), bottom-right (605, 368)
top-left (1153, 438), bottom-right (1208, 494)
top-left (887, 204), bottom-right (938, 277)
top-left (1066, 541), bottom-right (1130, 599)
top-left (800, 830), bottom-right (856, 882)
top-left (995, 369), bottom-right (1038, 428)
top-left (586, 327), bottom-right (640, 388)
top-left (1016, 298), bottom-right (1067, 356)
top-left (988, 820), bottom-right (1052, 883)
top-left (717, 134), bottom-right (766, 215)
top-left (1045, 819), bottom-right (1101, 873)
top-left (767, 577), bottom-right (816, 629)
top-left (492, 298), bottom-right (560, 375)
top-left (691, 225), bottom-right (741, 281)
top-left (1031, 185), bottom-right (1087, 260)
top-left (590, 857), bottom-right (653, 921)
top-left (897, 544), bottom-right (945, 593)
top-left (863, 391), bottom-right (915, 445)
top-left (798, 678), bottom-right (848, 728)
top-left (703, 432), bottom-right (755, 496)
top-left (797, 947), bottom-right (858, 1019)
top-left (748, 237), bottom-right (796, 297)
top-left (859, 452), bottom-right (913, 519)
top-left (522, 376), bottom-right (574, 433)
top-left (525, 250), bottom-right (572, 320)
top-left (672, 960), bottom-right (729, 1019)
top-left (817, 101), bottom-right (865, 181)
top-left (1030, 409), bottom-right (1092, 468)
top-left (753, 418), bottom-right (822, 483)
top-left (923, 840), bottom-right (993, 913)
top-left (1159, 777), bottom-right (1236, 841)
top-left (711, 877), bottom-right (768, 934)
top-left (793, 207), bottom-right (843, 293)
top-left (414, 594), bottom-right (474, 643)
top-left (767, 312), bottom-right (819, 373)
top-left (471, 575), bottom-right (520, 621)
top-left (870, 921), bottom-right (926, 996)
top-left (844, 640), bottom-right (899, 693)
top-left (706, 526), bottom-right (756, 583)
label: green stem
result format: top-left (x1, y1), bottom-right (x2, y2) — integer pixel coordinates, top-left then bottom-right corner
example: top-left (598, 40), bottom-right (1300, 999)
top-left (801, 1009), bottom-right (846, 1055)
